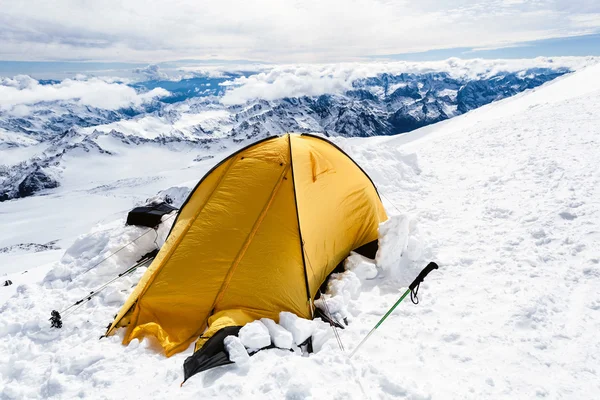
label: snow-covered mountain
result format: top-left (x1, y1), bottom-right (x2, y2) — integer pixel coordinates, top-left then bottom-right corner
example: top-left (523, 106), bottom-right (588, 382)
top-left (0, 67), bottom-right (572, 144)
top-left (2, 58), bottom-right (595, 202)
top-left (1, 60), bottom-right (599, 399)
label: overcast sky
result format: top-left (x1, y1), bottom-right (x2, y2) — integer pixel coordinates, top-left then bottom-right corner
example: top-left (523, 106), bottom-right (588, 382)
top-left (0, 0), bottom-right (599, 63)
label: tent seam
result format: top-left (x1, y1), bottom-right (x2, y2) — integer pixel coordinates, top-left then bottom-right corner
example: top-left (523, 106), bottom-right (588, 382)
top-left (112, 137), bottom-right (282, 337)
top-left (288, 134), bottom-right (314, 316)
top-left (117, 157), bottom-right (239, 342)
top-left (206, 162), bottom-right (292, 321)
top-left (164, 135), bottom-right (279, 238)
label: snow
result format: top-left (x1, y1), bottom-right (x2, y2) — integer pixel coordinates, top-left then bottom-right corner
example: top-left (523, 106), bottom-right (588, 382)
top-left (311, 319), bottom-right (334, 353)
top-left (278, 311), bottom-right (316, 346)
top-left (172, 110), bottom-right (231, 134)
top-left (83, 116), bottom-right (170, 140)
top-left (238, 320), bottom-right (271, 351)
top-left (223, 336), bottom-right (250, 365)
top-left (260, 318), bottom-right (293, 349)
top-left (436, 88), bottom-right (457, 99)
top-left (376, 214), bottom-right (423, 286)
top-left (0, 249), bottom-right (63, 276)
top-left (344, 252), bottom-right (378, 280)
top-left (0, 261), bottom-right (55, 305)
top-left (313, 214), bottom-right (423, 325)
top-left (0, 128), bottom-right (39, 148)
top-left (316, 270), bottom-right (361, 324)
top-left (81, 107), bottom-right (233, 141)
top-left (0, 136), bottom-right (221, 275)
top-left (1, 62), bottom-right (600, 398)
top-left (43, 213), bottom-right (174, 288)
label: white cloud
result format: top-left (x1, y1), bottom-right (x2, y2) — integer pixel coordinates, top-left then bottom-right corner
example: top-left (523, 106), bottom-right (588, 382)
top-left (0, 1), bottom-right (598, 62)
top-left (569, 13), bottom-right (600, 29)
top-left (220, 56), bottom-right (599, 104)
top-left (220, 65), bottom-right (360, 104)
top-left (0, 76), bottom-right (169, 113)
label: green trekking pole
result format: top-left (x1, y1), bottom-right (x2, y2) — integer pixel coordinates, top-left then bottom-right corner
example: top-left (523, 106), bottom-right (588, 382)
top-left (350, 262), bottom-right (439, 358)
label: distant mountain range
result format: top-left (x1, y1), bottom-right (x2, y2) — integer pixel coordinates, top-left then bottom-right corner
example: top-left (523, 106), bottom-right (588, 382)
top-left (0, 65), bottom-right (573, 201)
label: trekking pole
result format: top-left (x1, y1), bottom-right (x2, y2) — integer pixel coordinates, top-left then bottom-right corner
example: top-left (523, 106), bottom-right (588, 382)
top-left (49, 250), bottom-right (157, 328)
top-left (349, 262), bottom-right (438, 358)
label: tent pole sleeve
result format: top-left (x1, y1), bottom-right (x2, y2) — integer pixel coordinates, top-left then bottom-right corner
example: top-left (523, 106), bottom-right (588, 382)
top-left (288, 134), bottom-right (313, 314)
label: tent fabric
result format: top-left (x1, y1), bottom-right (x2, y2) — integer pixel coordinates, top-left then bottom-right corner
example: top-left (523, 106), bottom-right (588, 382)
top-left (106, 133), bottom-right (387, 357)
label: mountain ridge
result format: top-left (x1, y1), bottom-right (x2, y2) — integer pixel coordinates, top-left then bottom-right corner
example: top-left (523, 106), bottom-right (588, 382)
top-left (0, 64), bottom-right (582, 201)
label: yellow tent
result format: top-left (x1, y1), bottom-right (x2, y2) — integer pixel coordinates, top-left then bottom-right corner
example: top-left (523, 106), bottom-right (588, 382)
top-left (106, 133), bottom-right (387, 361)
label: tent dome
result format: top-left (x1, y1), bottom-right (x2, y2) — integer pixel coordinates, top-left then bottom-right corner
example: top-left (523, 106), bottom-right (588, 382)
top-left (107, 133), bottom-right (387, 363)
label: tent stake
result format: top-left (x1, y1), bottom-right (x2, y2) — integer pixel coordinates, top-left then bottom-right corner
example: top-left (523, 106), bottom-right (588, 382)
top-left (350, 262), bottom-right (438, 358)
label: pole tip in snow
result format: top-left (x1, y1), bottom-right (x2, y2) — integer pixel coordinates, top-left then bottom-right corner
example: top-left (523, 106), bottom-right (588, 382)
top-left (49, 310), bottom-right (63, 329)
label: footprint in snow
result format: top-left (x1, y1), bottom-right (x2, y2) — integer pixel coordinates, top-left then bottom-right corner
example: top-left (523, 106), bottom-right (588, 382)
top-left (558, 211), bottom-right (577, 220)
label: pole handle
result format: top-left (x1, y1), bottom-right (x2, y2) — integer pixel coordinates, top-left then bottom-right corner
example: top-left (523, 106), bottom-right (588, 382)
top-left (408, 262), bottom-right (439, 291)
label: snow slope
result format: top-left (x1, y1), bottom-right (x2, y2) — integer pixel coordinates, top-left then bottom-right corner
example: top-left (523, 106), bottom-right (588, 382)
top-left (0, 138), bottom-right (228, 272)
top-left (1, 64), bottom-right (600, 399)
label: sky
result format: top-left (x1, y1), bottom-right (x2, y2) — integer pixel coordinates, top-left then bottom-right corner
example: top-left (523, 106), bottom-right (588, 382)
top-left (0, 0), bottom-right (599, 64)
top-left (374, 33), bottom-right (600, 61)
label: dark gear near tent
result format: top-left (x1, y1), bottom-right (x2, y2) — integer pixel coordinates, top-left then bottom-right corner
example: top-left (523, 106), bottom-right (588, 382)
top-left (126, 201), bottom-right (178, 228)
top-left (105, 133), bottom-right (388, 381)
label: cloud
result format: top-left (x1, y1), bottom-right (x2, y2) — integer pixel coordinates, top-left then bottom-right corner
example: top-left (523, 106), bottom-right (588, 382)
top-left (220, 57), bottom-right (597, 104)
top-left (220, 65), bottom-right (360, 104)
top-left (0, 76), bottom-right (169, 113)
top-left (0, 1), bottom-right (598, 62)
top-left (133, 64), bottom-right (169, 81)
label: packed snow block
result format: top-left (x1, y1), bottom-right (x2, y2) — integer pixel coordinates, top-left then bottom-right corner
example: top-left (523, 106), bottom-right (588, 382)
top-left (376, 214), bottom-right (422, 286)
top-left (376, 214), bottom-right (410, 272)
top-left (311, 319), bottom-right (333, 352)
top-left (279, 311), bottom-right (316, 345)
top-left (327, 271), bottom-right (362, 301)
top-left (315, 269), bottom-right (361, 324)
top-left (146, 186), bottom-right (192, 209)
top-left (344, 252), bottom-right (378, 280)
top-left (314, 294), bottom-right (349, 325)
top-left (224, 335), bottom-right (250, 365)
top-left (261, 318), bottom-right (293, 349)
top-left (126, 202), bottom-right (177, 228)
top-left (238, 320), bottom-right (271, 350)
